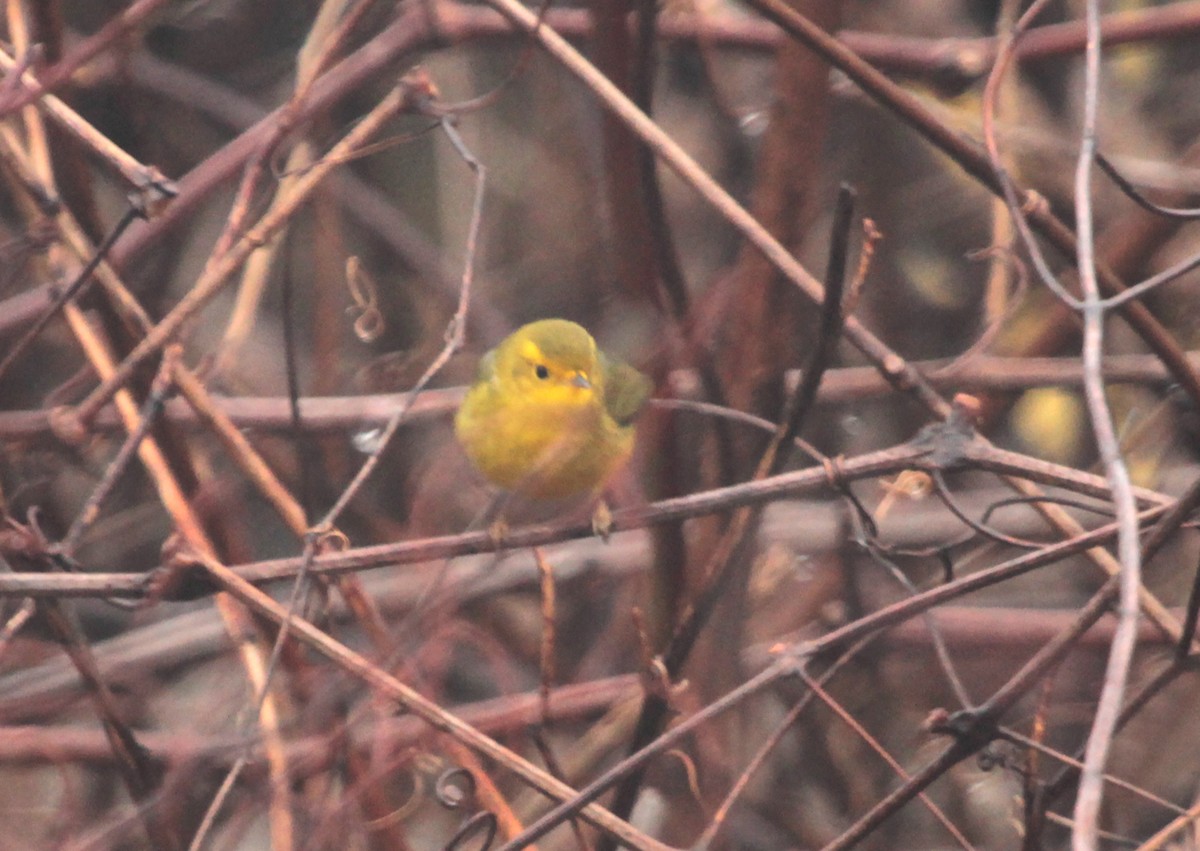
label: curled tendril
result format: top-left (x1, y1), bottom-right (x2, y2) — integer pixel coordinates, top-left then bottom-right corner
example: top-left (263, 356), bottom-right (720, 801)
top-left (435, 766), bottom-right (477, 810)
top-left (318, 527), bottom-right (351, 552)
top-left (363, 765), bottom-right (425, 831)
top-left (345, 256), bottom-right (385, 343)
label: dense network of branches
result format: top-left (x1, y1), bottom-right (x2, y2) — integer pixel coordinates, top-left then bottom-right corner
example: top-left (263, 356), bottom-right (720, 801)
top-left (2, 1), bottom-right (1200, 849)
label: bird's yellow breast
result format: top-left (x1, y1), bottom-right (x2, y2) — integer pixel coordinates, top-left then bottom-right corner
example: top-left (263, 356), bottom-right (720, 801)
top-left (455, 376), bottom-right (634, 499)
top-left (455, 319), bottom-right (649, 501)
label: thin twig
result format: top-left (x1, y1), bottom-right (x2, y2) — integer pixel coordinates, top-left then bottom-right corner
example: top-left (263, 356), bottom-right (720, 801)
top-left (1071, 2), bottom-right (1142, 846)
top-left (72, 71), bottom-right (439, 426)
top-left (0, 203), bottom-right (143, 386)
top-left (0, 0), bottom-right (173, 118)
top-left (1094, 152), bottom-right (1200, 220)
top-left (743, 0), bottom-right (1200, 413)
top-left (0, 44), bottom-right (175, 196)
top-left (797, 667), bottom-right (977, 851)
top-left (316, 112), bottom-right (482, 528)
top-left (2, 434), bottom-right (1182, 599)
top-left (484, 0), bottom-right (950, 418)
top-left (534, 547), bottom-right (558, 723)
top-left (192, 550), bottom-right (673, 851)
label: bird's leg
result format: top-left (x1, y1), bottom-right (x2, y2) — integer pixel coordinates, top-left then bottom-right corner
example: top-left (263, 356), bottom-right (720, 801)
top-left (591, 499), bottom-right (613, 542)
top-left (591, 468), bottom-right (645, 541)
top-left (487, 516), bottom-right (511, 548)
top-left (467, 491), bottom-right (512, 548)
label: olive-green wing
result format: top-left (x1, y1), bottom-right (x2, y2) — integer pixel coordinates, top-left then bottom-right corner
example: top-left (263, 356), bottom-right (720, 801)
top-left (600, 353), bottom-right (652, 426)
top-left (473, 347), bottom-right (498, 385)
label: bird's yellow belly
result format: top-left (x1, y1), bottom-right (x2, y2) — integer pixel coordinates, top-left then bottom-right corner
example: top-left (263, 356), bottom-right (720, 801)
top-left (457, 391), bottom-right (633, 499)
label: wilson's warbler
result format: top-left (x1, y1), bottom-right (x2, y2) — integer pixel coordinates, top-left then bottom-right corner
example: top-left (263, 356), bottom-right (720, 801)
top-left (454, 319), bottom-right (652, 514)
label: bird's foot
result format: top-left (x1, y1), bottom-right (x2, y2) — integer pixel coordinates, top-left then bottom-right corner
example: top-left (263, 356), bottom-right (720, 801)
top-left (591, 500), bottom-right (613, 542)
top-left (487, 517), bottom-right (510, 548)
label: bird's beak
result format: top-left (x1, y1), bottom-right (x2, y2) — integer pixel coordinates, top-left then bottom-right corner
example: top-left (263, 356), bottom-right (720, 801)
top-left (571, 372), bottom-right (592, 390)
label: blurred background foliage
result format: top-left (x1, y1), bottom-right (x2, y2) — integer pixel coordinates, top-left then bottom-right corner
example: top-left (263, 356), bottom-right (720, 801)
top-left (2, 0), bottom-right (1200, 848)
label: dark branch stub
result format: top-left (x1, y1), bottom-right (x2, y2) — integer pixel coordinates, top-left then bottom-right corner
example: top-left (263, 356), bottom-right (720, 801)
top-left (909, 394), bottom-right (984, 468)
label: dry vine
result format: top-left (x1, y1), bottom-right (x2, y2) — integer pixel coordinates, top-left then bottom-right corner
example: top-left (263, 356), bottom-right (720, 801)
top-left (1, 2), bottom-right (1200, 850)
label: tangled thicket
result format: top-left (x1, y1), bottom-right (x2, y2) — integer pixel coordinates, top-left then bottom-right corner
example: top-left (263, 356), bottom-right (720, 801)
top-left (2, 1), bottom-right (1200, 849)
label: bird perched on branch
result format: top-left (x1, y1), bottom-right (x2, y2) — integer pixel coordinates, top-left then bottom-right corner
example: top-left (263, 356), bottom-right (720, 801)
top-left (454, 318), bottom-right (651, 537)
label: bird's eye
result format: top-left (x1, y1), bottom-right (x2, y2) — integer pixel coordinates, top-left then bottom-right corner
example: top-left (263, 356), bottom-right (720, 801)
top-left (535, 364), bottom-right (550, 379)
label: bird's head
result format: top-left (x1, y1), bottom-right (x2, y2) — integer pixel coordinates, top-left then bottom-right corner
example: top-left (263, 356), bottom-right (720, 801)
top-left (498, 319), bottom-right (600, 402)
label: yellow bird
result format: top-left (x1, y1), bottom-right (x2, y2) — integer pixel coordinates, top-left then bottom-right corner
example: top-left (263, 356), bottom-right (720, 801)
top-left (454, 319), bottom-right (652, 524)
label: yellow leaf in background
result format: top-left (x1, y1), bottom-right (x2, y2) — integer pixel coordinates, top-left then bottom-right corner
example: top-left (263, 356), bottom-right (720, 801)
top-left (1112, 0), bottom-right (1160, 86)
top-left (1128, 453), bottom-right (1161, 490)
top-left (898, 247), bottom-right (968, 311)
top-left (1113, 389), bottom-right (1175, 489)
top-left (1111, 42), bottom-right (1158, 87)
top-left (1011, 387), bottom-right (1086, 464)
